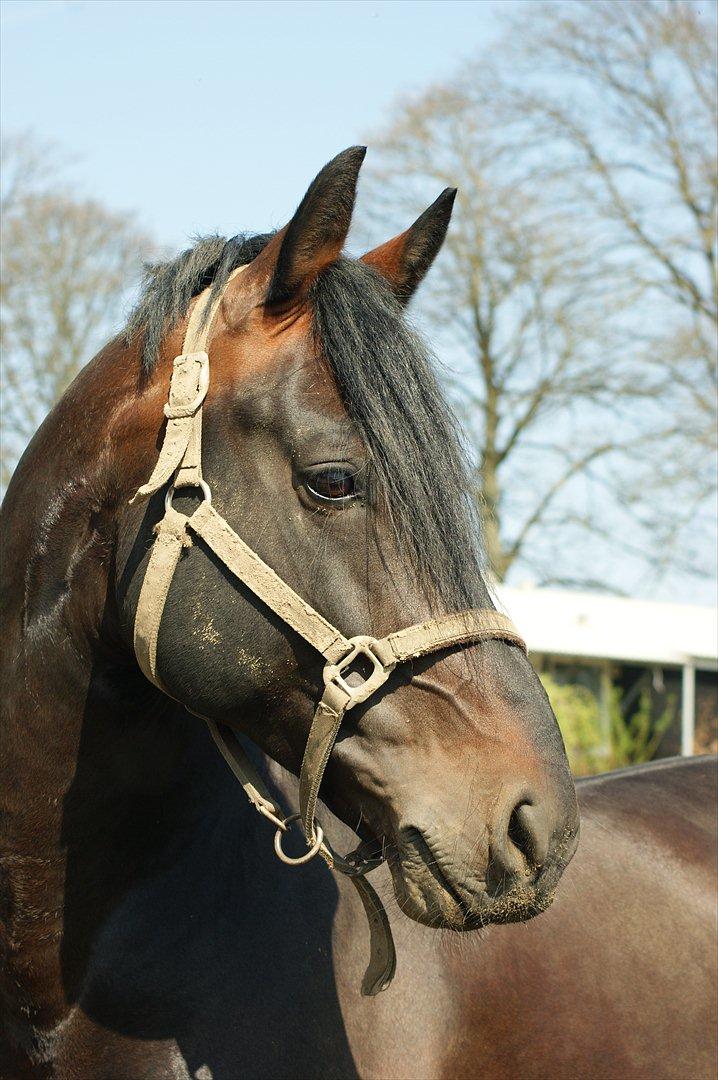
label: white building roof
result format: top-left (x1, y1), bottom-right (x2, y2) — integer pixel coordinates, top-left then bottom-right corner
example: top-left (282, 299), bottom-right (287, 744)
top-left (496, 585), bottom-right (718, 669)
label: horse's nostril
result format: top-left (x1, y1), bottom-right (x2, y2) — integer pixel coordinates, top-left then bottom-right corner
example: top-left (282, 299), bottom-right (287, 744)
top-left (507, 801), bottom-right (544, 871)
top-left (487, 796), bottom-right (552, 893)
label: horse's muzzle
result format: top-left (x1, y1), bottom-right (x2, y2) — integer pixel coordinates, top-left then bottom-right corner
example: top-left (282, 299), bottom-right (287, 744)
top-left (386, 787), bottom-right (580, 930)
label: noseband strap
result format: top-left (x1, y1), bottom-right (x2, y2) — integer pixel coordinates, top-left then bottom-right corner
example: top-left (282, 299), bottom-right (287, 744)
top-left (131, 274), bottom-right (526, 995)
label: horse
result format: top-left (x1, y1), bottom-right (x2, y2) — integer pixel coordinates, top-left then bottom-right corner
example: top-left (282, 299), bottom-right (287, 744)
top-left (0, 147), bottom-right (714, 1079)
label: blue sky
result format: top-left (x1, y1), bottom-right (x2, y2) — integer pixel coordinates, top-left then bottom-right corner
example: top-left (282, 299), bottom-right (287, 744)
top-left (3, 0), bottom-right (715, 605)
top-left (1, 0), bottom-right (514, 246)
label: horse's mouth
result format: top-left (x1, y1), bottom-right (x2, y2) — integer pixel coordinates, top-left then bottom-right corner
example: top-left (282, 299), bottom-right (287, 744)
top-left (387, 826), bottom-right (552, 931)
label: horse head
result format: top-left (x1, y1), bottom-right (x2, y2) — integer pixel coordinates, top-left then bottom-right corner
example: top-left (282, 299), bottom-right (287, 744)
top-left (116, 147), bottom-right (579, 937)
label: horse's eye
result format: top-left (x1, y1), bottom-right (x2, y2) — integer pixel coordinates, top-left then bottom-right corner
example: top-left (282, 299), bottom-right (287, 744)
top-left (306, 467), bottom-right (357, 503)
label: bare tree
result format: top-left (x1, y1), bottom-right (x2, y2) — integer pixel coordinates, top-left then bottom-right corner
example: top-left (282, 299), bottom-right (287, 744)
top-left (507, 0), bottom-right (718, 580)
top-left (1, 134), bottom-right (156, 486)
top-left (360, 0), bottom-right (717, 589)
top-left (512, 0), bottom-right (716, 322)
top-left (1, 133), bottom-right (63, 220)
top-left (361, 84), bottom-right (646, 584)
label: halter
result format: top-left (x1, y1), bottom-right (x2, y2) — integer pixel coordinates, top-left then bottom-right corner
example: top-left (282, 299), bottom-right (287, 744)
top-left (130, 267), bottom-right (526, 994)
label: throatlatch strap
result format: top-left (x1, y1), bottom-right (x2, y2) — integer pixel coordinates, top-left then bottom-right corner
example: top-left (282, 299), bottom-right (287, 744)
top-left (203, 716), bottom-right (397, 997)
top-left (205, 719), bottom-right (284, 823)
top-left (134, 507), bottom-right (191, 689)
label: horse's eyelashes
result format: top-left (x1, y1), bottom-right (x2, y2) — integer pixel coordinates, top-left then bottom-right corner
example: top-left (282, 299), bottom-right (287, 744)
top-left (305, 466), bottom-right (358, 505)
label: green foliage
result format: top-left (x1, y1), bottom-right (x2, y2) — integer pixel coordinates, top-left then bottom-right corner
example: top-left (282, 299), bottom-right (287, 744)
top-left (540, 673), bottom-right (675, 777)
top-left (540, 675), bottom-right (606, 776)
top-left (609, 686), bottom-right (675, 770)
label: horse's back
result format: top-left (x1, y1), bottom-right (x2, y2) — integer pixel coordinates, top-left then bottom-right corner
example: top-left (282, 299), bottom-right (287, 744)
top-left (578, 753), bottom-right (716, 834)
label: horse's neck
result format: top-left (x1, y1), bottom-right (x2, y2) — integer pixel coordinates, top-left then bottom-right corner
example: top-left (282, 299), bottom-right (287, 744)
top-left (0, 445), bottom-right (220, 1041)
top-left (0, 341), bottom-right (132, 1014)
top-left (0, 338), bottom-right (308, 1050)
top-left (0, 619), bottom-right (213, 1033)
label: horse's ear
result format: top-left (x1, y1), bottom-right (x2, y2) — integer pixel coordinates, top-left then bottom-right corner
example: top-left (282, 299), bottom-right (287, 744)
top-left (263, 146), bottom-right (366, 306)
top-left (361, 188), bottom-right (457, 305)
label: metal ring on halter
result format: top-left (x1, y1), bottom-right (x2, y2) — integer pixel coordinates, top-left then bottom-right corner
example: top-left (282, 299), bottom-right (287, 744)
top-left (165, 479), bottom-right (212, 513)
top-left (273, 813), bottom-right (324, 866)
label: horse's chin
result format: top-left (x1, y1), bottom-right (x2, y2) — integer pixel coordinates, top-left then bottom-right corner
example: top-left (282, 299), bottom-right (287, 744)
top-left (387, 828), bottom-right (553, 932)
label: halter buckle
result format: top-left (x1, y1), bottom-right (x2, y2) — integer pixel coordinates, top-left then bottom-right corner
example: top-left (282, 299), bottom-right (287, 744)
top-left (323, 636), bottom-right (394, 710)
top-left (163, 352), bottom-right (210, 419)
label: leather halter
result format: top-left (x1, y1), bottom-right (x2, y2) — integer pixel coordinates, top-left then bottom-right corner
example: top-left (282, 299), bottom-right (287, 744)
top-left (130, 267), bottom-right (527, 994)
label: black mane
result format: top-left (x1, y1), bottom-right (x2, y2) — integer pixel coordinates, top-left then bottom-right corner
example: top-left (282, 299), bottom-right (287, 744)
top-left (127, 233), bottom-right (273, 375)
top-left (127, 235), bottom-right (487, 612)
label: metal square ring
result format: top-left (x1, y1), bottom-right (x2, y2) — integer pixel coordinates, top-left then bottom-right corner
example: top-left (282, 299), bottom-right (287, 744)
top-left (323, 636), bottom-right (394, 709)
